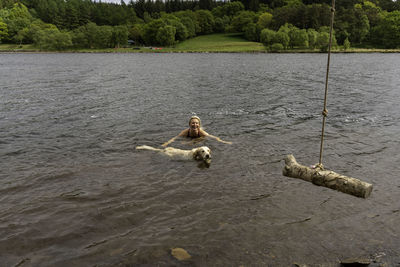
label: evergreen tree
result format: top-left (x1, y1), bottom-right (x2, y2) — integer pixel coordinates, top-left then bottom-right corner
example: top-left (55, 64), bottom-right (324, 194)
top-left (369, 10), bottom-right (400, 48)
top-left (249, 0), bottom-right (259, 12)
top-left (0, 0), bottom-right (17, 9)
top-left (199, 0), bottom-right (213, 10)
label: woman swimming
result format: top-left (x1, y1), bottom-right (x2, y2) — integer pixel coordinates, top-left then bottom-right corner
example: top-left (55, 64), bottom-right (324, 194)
top-left (162, 116), bottom-right (232, 147)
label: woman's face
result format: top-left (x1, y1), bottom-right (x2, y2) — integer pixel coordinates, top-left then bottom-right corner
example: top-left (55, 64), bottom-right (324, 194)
top-left (189, 119), bottom-right (200, 130)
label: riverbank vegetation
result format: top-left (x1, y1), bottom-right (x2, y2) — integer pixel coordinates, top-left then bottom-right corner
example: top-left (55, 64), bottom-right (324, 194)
top-left (0, 0), bottom-right (399, 52)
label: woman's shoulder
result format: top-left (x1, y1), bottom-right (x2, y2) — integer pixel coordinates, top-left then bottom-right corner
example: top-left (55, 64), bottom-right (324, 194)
top-left (178, 128), bottom-right (189, 136)
top-left (199, 129), bottom-right (208, 137)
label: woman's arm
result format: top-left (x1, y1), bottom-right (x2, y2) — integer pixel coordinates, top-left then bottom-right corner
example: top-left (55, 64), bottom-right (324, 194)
top-left (202, 130), bottom-right (232, 144)
top-left (162, 129), bottom-right (188, 147)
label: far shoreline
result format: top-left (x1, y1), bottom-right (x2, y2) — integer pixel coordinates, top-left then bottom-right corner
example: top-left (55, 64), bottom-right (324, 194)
top-left (2, 33), bottom-right (400, 54)
top-left (1, 41), bottom-right (400, 54)
top-left (2, 47), bottom-right (400, 54)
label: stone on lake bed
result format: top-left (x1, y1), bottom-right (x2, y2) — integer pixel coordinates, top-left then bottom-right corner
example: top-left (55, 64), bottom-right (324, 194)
top-left (171, 247), bottom-right (191, 261)
top-left (340, 257), bottom-right (371, 266)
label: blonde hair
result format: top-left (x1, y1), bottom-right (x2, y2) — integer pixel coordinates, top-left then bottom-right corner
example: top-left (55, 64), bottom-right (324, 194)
top-left (189, 116), bottom-right (201, 127)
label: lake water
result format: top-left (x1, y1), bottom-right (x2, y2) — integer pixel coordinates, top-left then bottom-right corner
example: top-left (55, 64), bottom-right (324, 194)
top-left (1, 52), bottom-right (399, 266)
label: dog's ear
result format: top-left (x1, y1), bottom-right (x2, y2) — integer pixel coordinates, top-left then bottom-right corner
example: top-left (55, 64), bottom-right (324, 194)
top-left (193, 149), bottom-right (201, 160)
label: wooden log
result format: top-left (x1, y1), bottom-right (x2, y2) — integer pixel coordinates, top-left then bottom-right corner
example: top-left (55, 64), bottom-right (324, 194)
top-left (282, 154), bottom-right (373, 198)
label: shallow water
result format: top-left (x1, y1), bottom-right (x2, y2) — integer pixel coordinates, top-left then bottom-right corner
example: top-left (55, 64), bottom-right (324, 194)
top-left (0, 53), bottom-right (399, 266)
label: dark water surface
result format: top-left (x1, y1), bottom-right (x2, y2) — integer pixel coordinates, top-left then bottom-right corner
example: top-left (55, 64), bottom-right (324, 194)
top-left (1, 53), bottom-right (399, 266)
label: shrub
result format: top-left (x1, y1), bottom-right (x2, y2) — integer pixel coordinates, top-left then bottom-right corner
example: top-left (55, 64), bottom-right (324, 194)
top-left (260, 28), bottom-right (276, 46)
top-left (34, 28), bottom-right (72, 50)
top-left (244, 23), bottom-right (258, 41)
top-left (214, 17), bottom-right (225, 33)
top-left (270, 43), bottom-right (284, 51)
top-left (257, 12), bottom-right (273, 29)
top-left (142, 19), bottom-right (166, 45)
top-left (231, 10), bottom-right (257, 32)
top-left (272, 31), bottom-right (289, 49)
top-left (156, 25), bottom-right (176, 46)
top-left (343, 37), bottom-right (350, 50)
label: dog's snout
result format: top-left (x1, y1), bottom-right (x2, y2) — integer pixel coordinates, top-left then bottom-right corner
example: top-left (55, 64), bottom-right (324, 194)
top-left (205, 154), bottom-right (210, 159)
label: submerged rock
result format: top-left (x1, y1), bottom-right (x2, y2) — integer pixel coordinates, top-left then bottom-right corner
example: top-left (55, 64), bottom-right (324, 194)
top-left (341, 257), bottom-right (371, 266)
top-left (171, 247), bottom-right (191, 261)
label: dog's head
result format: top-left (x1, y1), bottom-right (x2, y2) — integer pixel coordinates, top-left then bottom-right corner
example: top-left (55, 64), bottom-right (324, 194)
top-left (193, 146), bottom-right (212, 164)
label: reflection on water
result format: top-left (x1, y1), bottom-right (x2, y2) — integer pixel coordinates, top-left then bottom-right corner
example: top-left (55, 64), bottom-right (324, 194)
top-left (0, 53), bottom-right (399, 266)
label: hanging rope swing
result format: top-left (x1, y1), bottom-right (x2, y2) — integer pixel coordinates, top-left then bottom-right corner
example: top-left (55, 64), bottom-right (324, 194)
top-left (282, 0), bottom-right (373, 198)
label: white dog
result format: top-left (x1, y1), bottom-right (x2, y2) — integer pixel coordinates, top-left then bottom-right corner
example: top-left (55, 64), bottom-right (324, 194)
top-left (136, 145), bottom-right (211, 164)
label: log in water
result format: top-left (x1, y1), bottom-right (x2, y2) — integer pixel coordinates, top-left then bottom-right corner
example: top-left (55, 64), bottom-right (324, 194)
top-left (283, 154), bottom-right (373, 198)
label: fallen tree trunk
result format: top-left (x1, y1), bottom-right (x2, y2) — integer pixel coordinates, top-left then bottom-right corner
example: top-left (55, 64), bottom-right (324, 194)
top-left (283, 154), bottom-right (373, 198)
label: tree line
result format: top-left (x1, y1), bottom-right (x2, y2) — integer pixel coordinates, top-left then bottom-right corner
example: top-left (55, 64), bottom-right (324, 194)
top-left (0, 0), bottom-right (399, 50)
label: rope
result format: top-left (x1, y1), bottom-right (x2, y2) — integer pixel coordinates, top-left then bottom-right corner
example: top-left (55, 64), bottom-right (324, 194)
top-left (318, 0), bottom-right (336, 169)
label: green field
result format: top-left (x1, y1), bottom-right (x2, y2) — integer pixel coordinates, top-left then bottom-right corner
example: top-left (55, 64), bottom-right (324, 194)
top-left (162, 33), bottom-right (267, 53)
top-left (0, 43), bottom-right (38, 52)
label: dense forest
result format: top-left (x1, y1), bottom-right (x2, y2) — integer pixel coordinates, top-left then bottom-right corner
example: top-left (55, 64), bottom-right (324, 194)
top-left (0, 0), bottom-right (399, 50)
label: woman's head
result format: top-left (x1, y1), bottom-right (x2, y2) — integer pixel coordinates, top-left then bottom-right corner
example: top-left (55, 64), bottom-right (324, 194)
top-left (189, 116), bottom-right (201, 129)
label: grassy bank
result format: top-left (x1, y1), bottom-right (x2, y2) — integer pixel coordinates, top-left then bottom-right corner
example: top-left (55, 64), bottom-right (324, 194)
top-left (163, 33), bottom-right (267, 52)
top-left (1, 33), bottom-right (399, 53)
